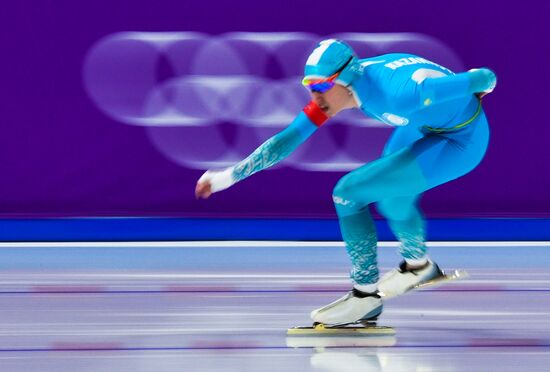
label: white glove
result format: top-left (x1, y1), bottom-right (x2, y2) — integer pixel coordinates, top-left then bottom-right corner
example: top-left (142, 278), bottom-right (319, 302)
top-left (197, 167), bottom-right (236, 193)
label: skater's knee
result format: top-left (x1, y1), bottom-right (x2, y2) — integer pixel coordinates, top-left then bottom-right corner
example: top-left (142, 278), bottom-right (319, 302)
top-left (333, 173), bottom-right (353, 196)
top-left (333, 175), bottom-right (361, 212)
top-left (333, 172), bottom-right (376, 207)
top-left (333, 174), bottom-right (351, 199)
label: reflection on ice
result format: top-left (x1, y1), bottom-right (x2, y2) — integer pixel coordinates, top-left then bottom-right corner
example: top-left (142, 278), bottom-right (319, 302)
top-left (286, 334), bottom-right (397, 348)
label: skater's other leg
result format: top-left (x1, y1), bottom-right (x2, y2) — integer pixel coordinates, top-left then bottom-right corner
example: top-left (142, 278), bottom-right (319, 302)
top-left (377, 195), bottom-right (428, 266)
top-left (374, 116), bottom-right (489, 298)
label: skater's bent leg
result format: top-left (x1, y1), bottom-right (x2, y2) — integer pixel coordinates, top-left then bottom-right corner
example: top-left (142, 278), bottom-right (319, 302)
top-left (377, 196), bottom-right (428, 266)
top-left (333, 148), bottom-right (430, 289)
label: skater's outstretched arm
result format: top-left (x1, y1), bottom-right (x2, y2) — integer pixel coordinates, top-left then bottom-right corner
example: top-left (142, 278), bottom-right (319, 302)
top-left (195, 101), bottom-right (328, 199)
top-left (419, 67), bottom-right (497, 106)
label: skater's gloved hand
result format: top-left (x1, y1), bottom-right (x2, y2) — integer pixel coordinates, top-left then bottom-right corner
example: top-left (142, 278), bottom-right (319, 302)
top-left (195, 167), bottom-right (236, 199)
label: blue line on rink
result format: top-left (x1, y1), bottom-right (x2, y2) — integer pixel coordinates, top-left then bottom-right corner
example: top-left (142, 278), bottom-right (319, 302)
top-left (0, 344), bottom-right (550, 353)
top-left (0, 218), bottom-right (548, 241)
top-left (1, 289), bottom-right (550, 295)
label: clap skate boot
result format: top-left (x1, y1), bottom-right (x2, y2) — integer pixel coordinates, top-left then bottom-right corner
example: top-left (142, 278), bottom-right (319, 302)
top-left (378, 260), bottom-right (467, 299)
top-left (310, 288), bottom-right (383, 327)
top-left (287, 289), bottom-right (395, 336)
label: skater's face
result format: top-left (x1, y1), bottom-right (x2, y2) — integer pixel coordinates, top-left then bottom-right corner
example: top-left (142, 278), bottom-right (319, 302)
top-left (311, 84), bottom-right (358, 117)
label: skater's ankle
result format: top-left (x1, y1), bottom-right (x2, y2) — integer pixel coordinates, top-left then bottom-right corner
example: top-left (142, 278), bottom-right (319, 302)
top-left (406, 262), bottom-right (429, 271)
top-left (352, 287), bottom-right (381, 298)
top-left (353, 283), bottom-right (378, 293)
top-left (404, 257), bottom-right (429, 271)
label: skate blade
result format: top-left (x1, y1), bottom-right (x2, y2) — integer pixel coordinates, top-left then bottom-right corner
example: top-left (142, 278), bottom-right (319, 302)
top-left (414, 269), bottom-right (470, 290)
top-left (287, 323), bottom-right (395, 337)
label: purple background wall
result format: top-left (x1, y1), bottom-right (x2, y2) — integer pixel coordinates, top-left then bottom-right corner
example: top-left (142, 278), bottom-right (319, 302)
top-left (1, 0), bottom-right (549, 218)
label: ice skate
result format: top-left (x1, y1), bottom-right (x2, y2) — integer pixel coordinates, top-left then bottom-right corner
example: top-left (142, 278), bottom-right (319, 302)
top-left (378, 260), bottom-right (469, 299)
top-left (287, 289), bottom-right (394, 336)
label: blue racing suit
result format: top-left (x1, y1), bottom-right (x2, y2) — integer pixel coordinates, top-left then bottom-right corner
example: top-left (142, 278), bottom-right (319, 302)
top-left (229, 53), bottom-right (495, 285)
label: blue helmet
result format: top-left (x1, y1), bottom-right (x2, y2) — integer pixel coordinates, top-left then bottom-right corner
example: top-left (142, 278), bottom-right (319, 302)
top-left (304, 39), bottom-right (362, 86)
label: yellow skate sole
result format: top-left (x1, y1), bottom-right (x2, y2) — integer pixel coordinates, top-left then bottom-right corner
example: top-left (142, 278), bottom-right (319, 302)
top-left (287, 323), bottom-right (395, 336)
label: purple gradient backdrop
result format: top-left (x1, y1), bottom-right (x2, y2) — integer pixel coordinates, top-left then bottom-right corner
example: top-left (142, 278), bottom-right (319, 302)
top-left (1, 0), bottom-right (548, 218)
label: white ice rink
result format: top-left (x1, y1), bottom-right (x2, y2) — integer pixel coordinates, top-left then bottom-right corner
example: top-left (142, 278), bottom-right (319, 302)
top-left (0, 241), bottom-right (549, 371)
